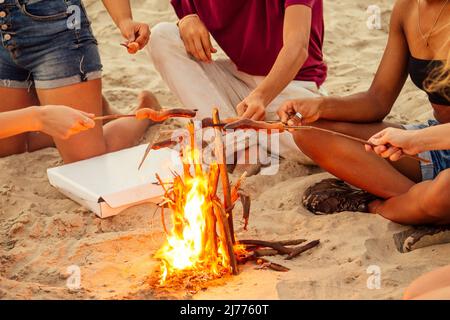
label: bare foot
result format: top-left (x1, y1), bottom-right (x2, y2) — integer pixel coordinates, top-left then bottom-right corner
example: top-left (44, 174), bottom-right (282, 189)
top-left (137, 90), bottom-right (161, 113)
top-left (103, 91), bottom-right (160, 152)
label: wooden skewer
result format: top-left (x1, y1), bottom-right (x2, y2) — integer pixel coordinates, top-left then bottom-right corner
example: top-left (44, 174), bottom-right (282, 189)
top-left (222, 119), bottom-right (431, 164)
top-left (212, 108), bottom-right (236, 244)
top-left (292, 126), bottom-right (430, 164)
top-left (94, 114), bottom-right (135, 121)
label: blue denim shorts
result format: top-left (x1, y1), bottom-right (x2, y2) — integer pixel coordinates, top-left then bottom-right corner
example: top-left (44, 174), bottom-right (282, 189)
top-left (0, 0), bottom-right (102, 89)
top-left (404, 120), bottom-right (450, 181)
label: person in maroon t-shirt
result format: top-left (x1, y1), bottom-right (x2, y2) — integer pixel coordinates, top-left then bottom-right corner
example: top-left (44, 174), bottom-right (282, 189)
top-left (147, 0), bottom-right (327, 161)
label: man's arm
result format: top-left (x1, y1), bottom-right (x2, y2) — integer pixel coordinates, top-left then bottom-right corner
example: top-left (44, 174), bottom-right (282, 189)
top-left (102, 0), bottom-right (150, 49)
top-left (238, 4), bottom-right (312, 120)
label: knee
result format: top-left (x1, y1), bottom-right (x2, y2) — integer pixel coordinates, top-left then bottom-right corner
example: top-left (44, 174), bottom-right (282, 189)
top-left (0, 136), bottom-right (27, 158)
top-left (292, 120), bottom-right (340, 160)
top-left (148, 22), bottom-right (182, 61)
top-left (403, 284), bottom-right (419, 300)
top-left (421, 170), bottom-right (450, 220)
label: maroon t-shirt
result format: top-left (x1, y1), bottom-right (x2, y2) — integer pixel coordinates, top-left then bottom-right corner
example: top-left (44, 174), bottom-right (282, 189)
top-left (171, 0), bottom-right (327, 87)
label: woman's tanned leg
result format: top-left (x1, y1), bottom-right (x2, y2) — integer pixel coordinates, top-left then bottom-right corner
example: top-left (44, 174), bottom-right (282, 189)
top-left (371, 170), bottom-right (450, 225)
top-left (294, 120), bottom-right (450, 224)
top-left (404, 265), bottom-right (450, 300)
top-left (293, 120), bottom-right (421, 198)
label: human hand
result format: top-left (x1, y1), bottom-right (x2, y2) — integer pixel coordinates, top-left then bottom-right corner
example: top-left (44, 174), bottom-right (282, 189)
top-left (366, 127), bottom-right (420, 161)
top-left (118, 19), bottom-right (150, 50)
top-left (178, 15), bottom-right (217, 62)
top-left (35, 106), bottom-right (95, 140)
top-left (236, 92), bottom-right (267, 121)
top-left (277, 97), bottom-right (324, 126)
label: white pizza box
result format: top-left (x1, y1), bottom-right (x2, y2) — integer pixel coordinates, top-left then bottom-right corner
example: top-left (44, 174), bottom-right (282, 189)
top-left (47, 144), bottom-right (183, 218)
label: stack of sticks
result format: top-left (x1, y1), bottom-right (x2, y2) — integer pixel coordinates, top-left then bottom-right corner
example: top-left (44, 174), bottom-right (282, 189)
top-left (153, 108), bottom-right (321, 277)
top-left (236, 239), bottom-right (321, 272)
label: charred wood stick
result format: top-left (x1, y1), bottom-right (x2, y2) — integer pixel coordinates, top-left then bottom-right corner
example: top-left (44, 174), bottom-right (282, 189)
top-left (212, 108), bottom-right (236, 244)
top-left (256, 258), bottom-right (290, 272)
top-left (213, 200), bottom-right (239, 275)
top-left (254, 249), bottom-right (279, 257)
top-left (239, 239), bottom-right (307, 248)
top-left (239, 192), bottom-right (251, 231)
top-left (231, 172), bottom-right (247, 203)
top-left (239, 240), bottom-right (292, 255)
top-left (285, 240), bottom-right (320, 260)
top-left (138, 136), bottom-right (183, 170)
top-left (223, 119), bottom-right (430, 164)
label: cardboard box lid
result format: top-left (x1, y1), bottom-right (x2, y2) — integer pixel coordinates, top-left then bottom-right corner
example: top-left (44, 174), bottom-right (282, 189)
top-left (47, 144), bottom-right (183, 208)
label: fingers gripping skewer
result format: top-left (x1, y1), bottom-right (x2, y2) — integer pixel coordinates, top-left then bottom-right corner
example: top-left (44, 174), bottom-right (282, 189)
top-left (221, 119), bottom-right (431, 164)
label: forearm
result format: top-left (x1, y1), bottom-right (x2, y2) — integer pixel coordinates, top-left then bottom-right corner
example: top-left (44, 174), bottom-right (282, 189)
top-left (0, 107), bottom-right (39, 139)
top-left (255, 45), bottom-right (308, 106)
top-left (412, 123), bottom-right (450, 152)
top-left (319, 91), bottom-right (391, 123)
top-left (102, 0), bottom-right (133, 27)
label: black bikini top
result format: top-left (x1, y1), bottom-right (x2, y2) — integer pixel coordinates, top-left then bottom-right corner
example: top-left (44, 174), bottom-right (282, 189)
top-left (408, 56), bottom-right (450, 106)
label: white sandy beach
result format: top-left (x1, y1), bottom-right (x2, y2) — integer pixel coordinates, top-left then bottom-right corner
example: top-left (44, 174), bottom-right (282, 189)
top-left (1, 0), bottom-right (449, 300)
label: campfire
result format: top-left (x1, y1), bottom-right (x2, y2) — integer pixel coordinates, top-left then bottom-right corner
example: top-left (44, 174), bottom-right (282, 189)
top-left (150, 108), bottom-right (320, 292)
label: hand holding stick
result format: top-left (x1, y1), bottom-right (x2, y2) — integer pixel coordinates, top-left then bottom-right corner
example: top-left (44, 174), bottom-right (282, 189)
top-left (222, 119), bottom-right (431, 164)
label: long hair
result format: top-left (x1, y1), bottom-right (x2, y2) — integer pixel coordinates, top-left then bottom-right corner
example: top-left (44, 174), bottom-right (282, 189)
top-left (424, 43), bottom-right (450, 100)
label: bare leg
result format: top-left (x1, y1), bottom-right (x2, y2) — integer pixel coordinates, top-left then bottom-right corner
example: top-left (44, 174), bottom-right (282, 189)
top-left (103, 90), bottom-right (158, 152)
top-left (292, 120), bottom-right (421, 198)
top-left (370, 170), bottom-right (450, 224)
top-left (404, 265), bottom-right (450, 300)
top-left (36, 80), bottom-right (152, 163)
top-left (294, 120), bottom-right (450, 224)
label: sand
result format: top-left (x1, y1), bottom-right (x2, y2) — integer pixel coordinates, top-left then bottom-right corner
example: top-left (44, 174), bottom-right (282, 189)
top-left (1, 0), bottom-right (449, 300)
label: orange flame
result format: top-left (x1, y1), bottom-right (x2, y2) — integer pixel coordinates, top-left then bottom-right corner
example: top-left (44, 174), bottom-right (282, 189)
top-left (155, 125), bottom-right (233, 284)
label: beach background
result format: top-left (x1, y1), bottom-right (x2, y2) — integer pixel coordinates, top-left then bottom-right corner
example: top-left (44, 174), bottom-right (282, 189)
top-left (1, 0), bottom-right (449, 300)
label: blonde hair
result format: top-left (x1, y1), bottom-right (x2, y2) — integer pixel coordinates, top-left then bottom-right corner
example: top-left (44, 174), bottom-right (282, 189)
top-left (424, 45), bottom-right (450, 100)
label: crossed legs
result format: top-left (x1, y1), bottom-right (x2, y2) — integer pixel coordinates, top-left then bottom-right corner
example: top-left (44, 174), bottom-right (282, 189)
top-left (292, 120), bottom-right (450, 225)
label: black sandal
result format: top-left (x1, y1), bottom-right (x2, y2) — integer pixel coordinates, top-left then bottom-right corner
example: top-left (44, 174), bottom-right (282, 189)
top-left (302, 178), bottom-right (377, 214)
top-left (393, 225), bottom-right (450, 253)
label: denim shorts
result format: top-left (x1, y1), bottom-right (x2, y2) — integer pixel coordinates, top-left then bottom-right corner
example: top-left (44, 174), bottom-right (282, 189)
top-left (404, 120), bottom-right (450, 181)
top-left (0, 0), bottom-right (102, 89)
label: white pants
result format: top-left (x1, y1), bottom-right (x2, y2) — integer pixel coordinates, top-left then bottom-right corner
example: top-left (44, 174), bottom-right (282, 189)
top-left (147, 22), bottom-right (326, 163)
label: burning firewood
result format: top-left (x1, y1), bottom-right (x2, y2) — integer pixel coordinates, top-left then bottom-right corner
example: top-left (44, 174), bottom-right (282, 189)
top-left (149, 109), bottom-right (321, 293)
top-left (212, 108), bottom-right (239, 274)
